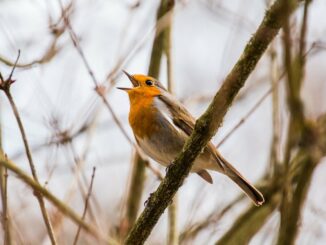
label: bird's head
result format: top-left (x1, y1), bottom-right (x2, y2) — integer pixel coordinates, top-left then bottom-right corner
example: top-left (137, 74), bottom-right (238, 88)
top-left (118, 71), bottom-right (166, 99)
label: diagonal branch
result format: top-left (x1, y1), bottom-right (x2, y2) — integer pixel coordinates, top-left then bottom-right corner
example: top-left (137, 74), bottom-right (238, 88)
top-left (1, 52), bottom-right (57, 244)
top-left (73, 167), bottom-right (97, 245)
top-left (216, 191), bottom-right (281, 245)
top-left (125, 0), bottom-right (299, 244)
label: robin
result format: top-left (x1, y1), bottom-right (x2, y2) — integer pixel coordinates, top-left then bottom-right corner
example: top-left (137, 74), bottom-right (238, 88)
top-left (118, 71), bottom-right (264, 206)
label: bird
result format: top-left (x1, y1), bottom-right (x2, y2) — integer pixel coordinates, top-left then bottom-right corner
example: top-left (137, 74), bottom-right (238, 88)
top-left (118, 71), bottom-right (264, 206)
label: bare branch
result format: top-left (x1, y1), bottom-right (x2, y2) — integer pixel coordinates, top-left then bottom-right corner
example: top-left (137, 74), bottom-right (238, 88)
top-left (58, 0), bottom-right (135, 148)
top-left (0, 52), bottom-right (57, 244)
top-left (0, 105), bottom-right (12, 245)
top-left (73, 167), bottom-right (97, 245)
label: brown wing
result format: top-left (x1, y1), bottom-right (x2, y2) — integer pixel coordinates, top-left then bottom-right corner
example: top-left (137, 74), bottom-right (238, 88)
top-left (158, 91), bottom-right (225, 172)
top-left (158, 91), bottom-right (195, 134)
top-left (158, 92), bottom-right (265, 205)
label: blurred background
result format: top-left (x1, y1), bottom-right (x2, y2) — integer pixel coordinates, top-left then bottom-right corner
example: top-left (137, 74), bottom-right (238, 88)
top-left (0, 0), bottom-right (326, 244)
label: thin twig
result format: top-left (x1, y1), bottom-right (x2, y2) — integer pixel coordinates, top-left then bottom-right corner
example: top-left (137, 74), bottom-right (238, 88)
top-left (73, 167), bottom-right (97, 245)
top-left (104, 2), bottom-right (176, 92)
top-left (162, 2), bottom-right (179, 243)
top-left (0, 3), bottom-right (69, 69)
top-left (180, 197), bottom-right (240, 243)
top-left (0, 153), bottom-right (11, 245)
top-left (50, 140), bottom-right (100, 241)
top-left (11, 112), bottom-right (97, 160)
top-left (58, 0), bottom-right (135, 147)
top-left (299, 0), bottom-right (310, 62)
top-left (216, 86), bottom-right (273, 148)
top-left (7, 51), bottom-right (20, 80)
top-left (43, 132), bottom-right (101, 240)
top-left (0, 52), bottom-right (57, 244)
top-left (0, 104), bottom-right (12, 245)
top-left (0, 39), bottom-right (62, 69)
top-left (216, 191), bottom-right (281, 245)
top-left (269, 44), bottom-right (281, 175)
top-left (3, 168), bottom-right (11, 245)
top-left (68, 142), bottom-right (101, 226)
top-left (0, 157), bottom-right (116, 244)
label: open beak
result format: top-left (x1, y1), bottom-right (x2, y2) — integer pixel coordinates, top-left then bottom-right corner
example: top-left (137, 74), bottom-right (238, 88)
top-left (117, 70), bottom-right (139, 91)
top-left (117, 87), bottom-right (131, 91)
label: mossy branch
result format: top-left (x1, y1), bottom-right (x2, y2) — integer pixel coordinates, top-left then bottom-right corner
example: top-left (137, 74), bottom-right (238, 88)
top-left (125, 0), bottom-right (298, 244)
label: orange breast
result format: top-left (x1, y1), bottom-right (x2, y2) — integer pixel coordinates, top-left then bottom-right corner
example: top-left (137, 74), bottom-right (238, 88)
top-left (128, 96), bottom-right (159, 139)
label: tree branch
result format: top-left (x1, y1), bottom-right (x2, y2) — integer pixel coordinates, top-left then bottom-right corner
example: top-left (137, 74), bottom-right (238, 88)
top-left (73, 167), bottom-right (97, 245)
top-left (0, 118), bottom-right (12, 245)
top-left (277, 1), bottom-right (312, 244)
top-left (125, 0), bottom-right (298, 244)
top-left (216, 114), bottom-right (326, 244)
top-left (0, 52), bottom-right (57, 244)
top-left (216, 191), bottom-right (281, 245)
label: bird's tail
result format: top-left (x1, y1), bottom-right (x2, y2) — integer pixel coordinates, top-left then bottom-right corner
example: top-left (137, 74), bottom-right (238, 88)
top-left (218, 155), bottom-right (265, 206)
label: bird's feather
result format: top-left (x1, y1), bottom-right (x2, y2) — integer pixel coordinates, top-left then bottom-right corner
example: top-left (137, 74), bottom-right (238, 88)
top-left (158, 90), bottom-right (225, 172)
top-left (197, 169), bottom-right (213, 184)
top-left (157, 90), bottom-right (264, 205)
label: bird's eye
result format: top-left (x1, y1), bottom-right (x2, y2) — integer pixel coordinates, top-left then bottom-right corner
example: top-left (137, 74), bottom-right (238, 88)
top-left (145, 80), bottom-right (153, 86)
